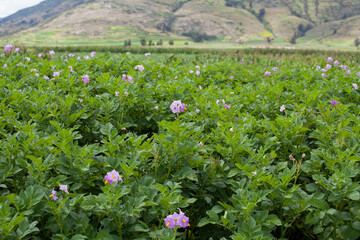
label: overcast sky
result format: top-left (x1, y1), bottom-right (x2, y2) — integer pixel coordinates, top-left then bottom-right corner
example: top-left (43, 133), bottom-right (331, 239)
top-left (0, 0), bottom-right (44, 18)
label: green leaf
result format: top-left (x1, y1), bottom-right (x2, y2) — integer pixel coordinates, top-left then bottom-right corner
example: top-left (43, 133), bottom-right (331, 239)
top-left (348, 191), bottom-right (360, 200)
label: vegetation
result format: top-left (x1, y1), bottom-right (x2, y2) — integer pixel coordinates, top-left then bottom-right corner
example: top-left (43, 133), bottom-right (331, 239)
top-left (1, 46), bottom-right (360, 239)
top-left (2, 0), bottom-right (360, 46)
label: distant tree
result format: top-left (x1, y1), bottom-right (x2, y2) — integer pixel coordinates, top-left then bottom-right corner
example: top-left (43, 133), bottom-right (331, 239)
top-left (258, 8), bottom-right (265, 22)
top-left (157, 39), bottom-right (163, 45)
top-left (128, 39), bottom-right (131, 46)
top-left (169, 40), bottom-right (174, 45)
top-left (290, 33), bottom-right (297, 45)
top-left (315, 0), bottom-right (319, 16)
top-left (140, 39), bottom-right (146, 46)
top-left (185, 41), bottom-right (188, 45)
top-left (124, 40), bottom-right (128, 47)
top-left (355, 38), bottom-right (360, 48)
top-left (148, 40), bottom-right (152, 46)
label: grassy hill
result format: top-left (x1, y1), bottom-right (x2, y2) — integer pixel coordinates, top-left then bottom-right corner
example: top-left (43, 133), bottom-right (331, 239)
top-left (1, 0), bottom-right (360, 47)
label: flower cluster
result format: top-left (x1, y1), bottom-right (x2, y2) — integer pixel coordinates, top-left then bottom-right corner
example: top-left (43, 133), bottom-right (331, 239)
top-left (104, 170), bottom-right (123, 184)
top-left (170, 100), bottom-right (186, 114)
top-left (134, 65), bottom-right (145, 72)
top-left (164, 208), bottom-right (190, 229)
top-left (49, 184), bottom-right (69, 201)
top-left (4, 44), bottom-right (13, 52)
top-left (122, 74), bottom-right (133, 83)
top-left (264, 71), bottom-right (271, 76)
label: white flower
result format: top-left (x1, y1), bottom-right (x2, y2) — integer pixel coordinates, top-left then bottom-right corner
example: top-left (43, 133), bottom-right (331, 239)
top-left (280, 105), bottom-right (285, 112)
top-left (230, 128), bottom-right (234, 132)
top-left (155, 106), bottom-right (159, 110)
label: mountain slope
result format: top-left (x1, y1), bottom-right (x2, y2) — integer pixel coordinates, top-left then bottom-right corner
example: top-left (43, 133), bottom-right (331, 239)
top-left (1, 0), bottom-right (360, 45)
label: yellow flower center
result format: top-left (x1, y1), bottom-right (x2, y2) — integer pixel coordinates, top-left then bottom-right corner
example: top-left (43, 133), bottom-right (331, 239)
top-left (188, 223), bottom-right (190, 226)
top-left (49, 194), bottom-right (53, 198)
top-left (182, 220), bottom-right (186, 223)
top-left (112, 175), bottom-right (115, 178)
top-left (105, 180), bottom-right (108, 184)
top-left (184, 108), bottom-right (187, 110)
top-left (174, 218), bottom-right (177, 221)
top-left (166, 222), bottom-right (170, 226)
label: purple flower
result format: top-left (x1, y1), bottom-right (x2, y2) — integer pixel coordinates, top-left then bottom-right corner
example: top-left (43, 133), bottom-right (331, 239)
top-left (69, 66), bottom-right (73, 72)
top-left (15, 48), bottom-right (19, 53)
top-left (177, 209), bottom-right (190, 228)
top-left (84, 56), bottom-right (90, 60)
top-left (90, 51), bottom-right (96, 58)
top-left (104, 169), bottom-right (122, 184)
top-left (249, 61), bottom-right (253, 64)
top-left (264, 71), bottom-right (271, 76)
top-left (327, 57), bottom-right (333, 63)
top-left (60, 185), bottom-right (69, 194)
top-left (273, 67), bottom-right (278, 71)
top-left (3, 64), bottom-right (7, 68)
top-left (30, 69), bottom-right (37, 72)
top-left (195, 108), bottom-right (200, 114)
top-left (35, 73), bottom-right (39, 77)
top-left (164, 214), bottom-right (177, 229)
top-left (144, 52), bottom-right (150, 56)
top-left (49, 50), bottom-right (55, 55)
top-left (44, 76), bottom-right (50, 80)
top-left (50, 189), bottom-right (57, 201)
top-left (124, 92), bottom-right (128, 96)
top-left (82, 75), bottom-right (90, 84)
top-left (4, 44), bottom-right (13, 52)
top-left (170, 100), bottom-right (183, 114)
top-left (126, 52), bottom-right (130, 55)
top-left (180, 103), bottom-right (186, 112)
top-left (198, 142), bottom-right (204, 147)
top-left (199, 85), bottom-right (202, 90)
top-left (224, 104), bottom-right (230, 109)
top-left (358, 72), bottom-right (360, 77)
top-left (53, 72), bottom-right (60, 77)
top-left (196, 70), bottom-right (200, 76)
top-left (69, 53), bottom-right (75, 57)
top-left (316, 66), bottom-right (321, 70)
top-left (322, 73), bottom-right (328, 78)
top-left (25, 57), bottom-right (30, 62)
top-left (77, 56), bottom-right (81, 60)
top-left (329, 100), bottom-right (339, 106)
top-left (334, 60), bottom-right (339, 66)
top-left (189, 70), bottom-right (194, 74)
top-left (115, 92), bottom-right (119, 96)
top-left (154, 105), bottom-right (159, 110)
top-left (321, 69), bottom-right (327, 72)
top-left (230, 75), bottom-right (234, 79)
top-left (326, 64), bottom-right (332, 70)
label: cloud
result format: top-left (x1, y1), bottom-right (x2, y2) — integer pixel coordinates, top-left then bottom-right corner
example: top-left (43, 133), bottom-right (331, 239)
top-left (0, 0), bottom-right (44, 18)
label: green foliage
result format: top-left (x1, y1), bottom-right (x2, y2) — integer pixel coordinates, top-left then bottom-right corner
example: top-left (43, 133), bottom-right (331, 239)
top-left (1, 48), bottom-right (360, 239)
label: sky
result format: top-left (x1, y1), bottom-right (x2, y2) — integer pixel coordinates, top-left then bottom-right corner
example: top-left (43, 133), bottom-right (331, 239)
top-left (0, 0), bottom-right (43, 18)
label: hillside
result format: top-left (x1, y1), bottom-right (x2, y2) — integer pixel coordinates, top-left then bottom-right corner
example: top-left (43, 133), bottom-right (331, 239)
top-left (1, 0), bottom-right (360, 46)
